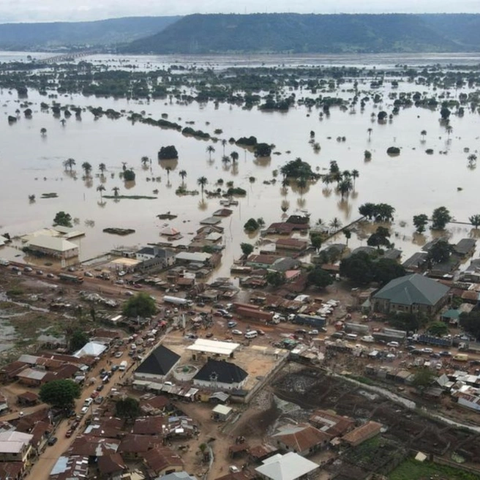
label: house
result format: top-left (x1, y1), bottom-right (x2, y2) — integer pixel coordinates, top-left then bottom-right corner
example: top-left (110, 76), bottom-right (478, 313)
top-left (275, 238), bottom-right (308, 252)
top-left (132, 417), bottom-right (166, 436)
top-left (402, 252), bottom-right (428, 272)
top-left (160, 227), bottom-right (182, 239)
top-left (0, 431), bottom-right (33, 463)
top-left (212, 404), bottom-right (233, 422)
top-left (134, 345), bottom-right (181, 383)
top-left (255, 452), bottom-right (319, 480)
top-left (371, 273), bottom-right (450, 315)
top-left (142, 446), bottom-right (184, 477)
top-left (175, 252), bottom-right (211, 265)
top-left (200, 217), bottom-right (222, 226)
top-left (118, 434), bottom-right (162, 459)
top-left (245, 254), bottom-right (279, 269)
top-left (49, 455), bottom-right (89, 480)
top-left (136, 247), bottom-right (176, 267)
top-left (213, 208), bottom-right (233, 217)
top-left (193, 359), bottom-right (248, 391)
top-left (454, 238), bottom-right (476, 257)
top-left (16, 368), bottom-right (48, 387)
top-left (341, 421), bottom-right (382, 447)
top-left (0, 394), bottom-right (7, 414)
top-left (271, 424), bottom-right (330, 456)
top-left (97, 453), bottom-right (127, 478)
top-left (0, 462), bottom-right (23, 480)
top-left (27, 236), bottom-right (78, 259)
top-left (161, 473), bottom-right (198, 480)
top-left (73, 341), bottom-right (107, 359)
top-left (269, 257), bottom-right (300, 273)
top-left (30, 421), bottom-right (52, 452)
top-left (308, 410), bottom-right (355, 437)
top-left (68, 435), bottom-right (120, 459)
top-left (140, 395), bottom-right (170, 415)
top-left (265, 223), bottom-right (309, 235)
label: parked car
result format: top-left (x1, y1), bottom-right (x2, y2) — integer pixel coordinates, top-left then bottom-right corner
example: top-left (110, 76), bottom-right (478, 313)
top-left (48, 436), bottom-right (58, 446)
top-left (114, 351), bottom-right (123, 358)
top-left (231, 329), bottom-right (242, 335)
top-left (47, 273), bottom-right (55, 278)
top-left (65, 430), bottom-right (73, 438)
top-left (295, 329), bottom-right (307, 335)
top-left (36, 270), bottom-right (44, 275)
top-left (387, 341), bottom-right (400, 348)
top-left (308, 330), bottom-right (319, 335)
top-left (84, 271), bottom-right (93, 277)
top-left (439, 351), bottom-right (452, 357)
top-left (227, 321), bottom-right (237, 328)
top-left (80, 406), bottom-right (89, 415)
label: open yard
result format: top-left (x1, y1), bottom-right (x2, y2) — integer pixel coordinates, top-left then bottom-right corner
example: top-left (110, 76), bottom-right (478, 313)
top-left (389, 459), bottom-right (480, 480)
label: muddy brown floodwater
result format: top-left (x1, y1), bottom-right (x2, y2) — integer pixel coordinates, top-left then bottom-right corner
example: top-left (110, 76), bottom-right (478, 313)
top-left (1, 53), bottom-right (480, 279)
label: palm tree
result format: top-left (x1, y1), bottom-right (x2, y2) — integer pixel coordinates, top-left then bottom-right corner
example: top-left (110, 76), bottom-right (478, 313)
top-left (40, 127), bottom-right (47, 136)
top-left (82, 162), bottom-right (92, 177)
top-left (96, 185), bottom-right (105, 199)
top-left (99, 163), bottom-right (106, 175)
top-left (112, 187), bottom-right (120, 198)
top-left (230, 151), bottom-right (239, 163)
top-left (222, 155), bottom-right (231, 165)
top-left (206, 145), bottom-right (215, 160)
top-left (344, 229), bottom-right (351, 245)
top-left (179, 170), bottom-right (187, 185)
top-left (351, 169), bottom-right (359, 186)
top-left (421, 130), bottom-right (427, 140)
top-left (329, 217), bottom-right (342, 230)
top-left (446, 125), bottom-right (453, 137)
top-left (63, 158), bottom-right (76, 171)
top-left (221, 139), bottom-right (227, 155)
top-left (197, 176), bottom-right (208, 196)
top-left (367, 128), bottom-right (373, 139)
top-left (338, 178), bottom-right (353, 199)
top-left (141, 156), bottom-right (150, 167)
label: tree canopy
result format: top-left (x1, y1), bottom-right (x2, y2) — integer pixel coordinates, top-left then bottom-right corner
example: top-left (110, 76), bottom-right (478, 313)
top-left (39, 379), bottom-right (81, 409)
top-left (307, 266), bottom-right (334, 289)
top-left (431, 206), bottom-right (452, 230)
top-left (412, 367), bottom-right (436, 394)
top-left (158, 145), bottom-right (179, 160)
top-left (280, 158), bottom-right (316, 179)
top-left (459, 310), bottom-right (480, 340)
top-left (339, 252), bottom-right (406, 286)
top-left (53, 211), bottom-right (73, 228)
top-left (240, 243), bottom-right (254, 256)
top-left (122, 292), bottom-right (157, 318)
top-left (69, 330), bottom-right (89, 352)
top-left (427, 240), bottom-right (453, 264)
top-left (115, 397), bottom-right (141, 420)
top-left (387, 312), bottom-right (429, 332)
top-left (266, 271), bottom-right (286, 287)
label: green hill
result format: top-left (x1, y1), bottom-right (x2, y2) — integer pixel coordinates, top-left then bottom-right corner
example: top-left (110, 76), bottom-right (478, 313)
top-left (0, 16), bottom-right (180, 50)
top-left (122, 13), bottom-right (480, 54)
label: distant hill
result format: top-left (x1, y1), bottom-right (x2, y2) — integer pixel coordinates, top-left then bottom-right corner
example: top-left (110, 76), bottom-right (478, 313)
top-left (0, 16), bottom-right (180, 50)
top-left (122, 13), bottom-right (480, 54)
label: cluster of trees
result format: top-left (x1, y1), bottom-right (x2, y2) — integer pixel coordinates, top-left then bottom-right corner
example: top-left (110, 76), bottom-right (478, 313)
top-left (158, 145), bottom-right (178, 160)
top-left (367, 226), bottom-right (392, 249)
top-left (413, 207), bottom-right (452, 233)
top-left (280, 158), bottom-right (317, 179)
top-left (307, 266), bottom-right (334, 289)
top-left (359, 203), bottom-right (395, 222)
top-left (321, 161), bottom-right (359, 199)
top-left (460, 310), bottom-right (480, 340)
top-left (244, 218), bottom-right (264, 233)
top-left (339, 252), bottom-right (406, 286)
top-left (39, 379), bottom-right (80, 409)
top-left (122, 292), bottom-right (157, 318)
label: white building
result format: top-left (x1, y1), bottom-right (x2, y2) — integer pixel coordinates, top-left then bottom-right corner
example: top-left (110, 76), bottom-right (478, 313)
top-left (27, 236), bottom-right (78, 259)
top-left (255, 452), bottom-right (319, 480)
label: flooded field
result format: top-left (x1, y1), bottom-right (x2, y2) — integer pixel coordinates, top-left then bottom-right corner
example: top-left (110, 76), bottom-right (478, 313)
top-left (1, 53), bottom-right (480, 277)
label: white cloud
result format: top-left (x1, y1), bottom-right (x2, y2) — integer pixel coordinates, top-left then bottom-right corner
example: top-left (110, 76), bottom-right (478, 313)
top-left (0, 0), bottom-right (479, 22)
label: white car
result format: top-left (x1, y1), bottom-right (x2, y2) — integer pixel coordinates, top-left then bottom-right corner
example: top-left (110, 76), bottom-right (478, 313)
top-left (231, 329), bottom-right (243, 335)
top-left (387, 341), bottom-right (400, 348)
top-left (308, 330), bottom-right (319, 335)
top-left (80, 406), bottom-right (89, 415)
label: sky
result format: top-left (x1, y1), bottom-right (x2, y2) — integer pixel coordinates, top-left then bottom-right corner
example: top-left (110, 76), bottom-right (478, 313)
top-left (0, 0), bottom-right (479, 23)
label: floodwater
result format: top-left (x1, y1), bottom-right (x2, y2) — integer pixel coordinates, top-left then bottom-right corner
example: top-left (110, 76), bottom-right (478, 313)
top-left (1, 53), bottom-right (480, 278)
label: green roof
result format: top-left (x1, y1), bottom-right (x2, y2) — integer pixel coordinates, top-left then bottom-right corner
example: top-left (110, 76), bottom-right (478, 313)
top-left (373, 274), bottom-right (449, 307)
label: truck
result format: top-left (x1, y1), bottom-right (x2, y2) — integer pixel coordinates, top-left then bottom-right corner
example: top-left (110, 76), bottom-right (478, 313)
top-left (236, 306), bottom-right (273, 322)
top-left (119, 361), bottom-right (128, 371)
top-left (344, 322), bottom-right (369, 335)
top-left (293, 314), bottom-right (326, 328)
top-left (58, 273), bottom-right (84, 284)
top-left (163, 296), bottom-right (192, 306)
top-left (453, 353), bottom-right (469, 362)
top-left (417, 334), bottom-right (452, 347)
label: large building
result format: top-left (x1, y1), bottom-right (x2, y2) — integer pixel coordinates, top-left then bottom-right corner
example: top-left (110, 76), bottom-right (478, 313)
top-left (27, 236), bottom-right (78, 259)
top-left (255, 452), bottom-right (319, 480)
top-left (134, 345), bottom-right (181, 384)
top-left (193, 359), bottom-right (247, 391)
top-left (371, 274), bottom-right (450, 315)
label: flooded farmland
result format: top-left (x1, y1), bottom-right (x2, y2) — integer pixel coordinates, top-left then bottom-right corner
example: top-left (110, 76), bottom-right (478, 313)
top-left (1, 52), bottom-right (480, 277)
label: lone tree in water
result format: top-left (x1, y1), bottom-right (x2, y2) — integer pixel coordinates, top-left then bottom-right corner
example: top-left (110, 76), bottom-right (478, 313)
top-left (53, 211), bottom-right (73, 228)
top-left (413, 214), bottom-right (429, 234)
top-left (431, 206), bottom-right (452, 230)
top-left (197, 176), bottom-right (208, 196)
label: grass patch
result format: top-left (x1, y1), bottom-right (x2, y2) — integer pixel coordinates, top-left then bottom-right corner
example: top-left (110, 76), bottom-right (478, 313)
top-left (103, 195), bottom-right (157, 200)
top-left (10, 314), bottom-right (57, 340)
top-left (6, 287), bottom-right (24, 297)
top-left (389, 459), bottom-right (479, 480)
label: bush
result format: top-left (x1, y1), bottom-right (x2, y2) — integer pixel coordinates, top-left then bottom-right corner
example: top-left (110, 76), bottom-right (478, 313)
top-left (158, 145), bottom-right (178, 160)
